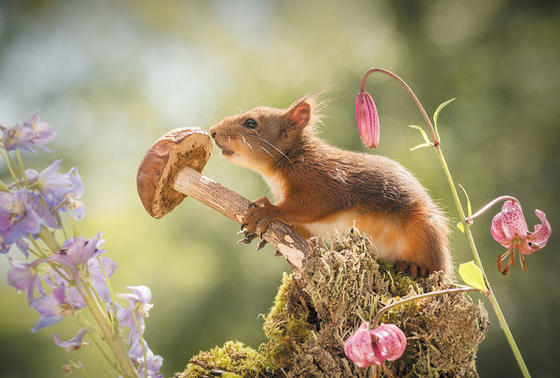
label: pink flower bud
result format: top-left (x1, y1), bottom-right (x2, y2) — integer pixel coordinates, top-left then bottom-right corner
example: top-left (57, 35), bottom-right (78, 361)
top-left (355, 91), bottom-right (380, 149)
top-left (344, 322), bottom-right (407, 369)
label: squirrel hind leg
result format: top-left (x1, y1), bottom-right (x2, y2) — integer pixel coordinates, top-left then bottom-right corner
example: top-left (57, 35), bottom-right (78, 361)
top-left (397, 217), bottom-right (452, 277)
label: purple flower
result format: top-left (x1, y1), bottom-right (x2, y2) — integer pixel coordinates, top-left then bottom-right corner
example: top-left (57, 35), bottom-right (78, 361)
top-left (118, 285), bottom-right (153, 344)
top-left (2, 111), bottom-right (55, 153)
top-left (7, 257), bottom-right (45, 305)
top-left (129, 339), bottom-right (163, 378)
top-left (26, 160), bottom-right (85, 222)
top-left (88, 256), bottom-right (117, 303)
top-left (344, 322), bottom-right (407, 368)
top-left (62, 167), bottom-right (85, 220)
top-left (53, 328), bottom-right (88, 352)
top-left (0, 190), bottom-right (42, 255)
top-left (30, 284), bottom-right (74, 332)
top-left (44, 256), bottom-right (115, 308)
top-left (26, 160), bottom-right (74, 207)
top-left (49, 233), bottom-right (104, 279)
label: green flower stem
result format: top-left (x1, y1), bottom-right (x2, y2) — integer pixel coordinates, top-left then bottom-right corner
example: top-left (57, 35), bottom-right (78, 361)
top-left (27, 234), bottom-right (48, 258)
top-left (6, 151), bottom-right (22, 181)
top-left (85, 275), bottom-right (113, 328)
top-left (88, 339), bottom-right (114, 378)
top-left (97, 255), bottom-right (120, 331)
top-left (37, 229), bottom-right (137, 378)
top-left (132, 312), bottom-right (148, 378)
top-left (77, 313), bottom-right (119, 376)
top-left (15, 150), bottom-right (28, 188)
top-left (362, 67), bottom-right (530, 377)
top-left (373, 286), bottom-right (478, 327)
top-left (0, 149), bottom-right (20, 185)
top-left (436, 146), bottom-right (530, 377)
top-left (0, 178), bottom-right (9, 191)
top-left (78, 278), bottom-right (137, 377)
top-left (56, 213), bottom-right (69, 240)
top-left (38, 226), bottom-right (61, 252)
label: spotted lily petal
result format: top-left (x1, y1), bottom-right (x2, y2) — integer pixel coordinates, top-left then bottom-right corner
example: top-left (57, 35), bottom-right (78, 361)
top-left (491, 200), bottom-right (551, 274)
top-left (491, 200), bottom-right (528, 247)
top-left (524, 209), bottom-right (551, 254)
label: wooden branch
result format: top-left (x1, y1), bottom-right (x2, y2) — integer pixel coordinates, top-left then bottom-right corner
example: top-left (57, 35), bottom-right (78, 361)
top-left (173, 167), bottom-right (308, 279)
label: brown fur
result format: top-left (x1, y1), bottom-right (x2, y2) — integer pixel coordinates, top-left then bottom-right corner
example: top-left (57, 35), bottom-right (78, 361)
top-left (209, 94), bottom-right (451, 275)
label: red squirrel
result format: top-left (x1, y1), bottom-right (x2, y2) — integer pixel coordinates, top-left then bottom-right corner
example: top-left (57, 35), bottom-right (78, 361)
top-left (209, 94), bottom-right (451, 276)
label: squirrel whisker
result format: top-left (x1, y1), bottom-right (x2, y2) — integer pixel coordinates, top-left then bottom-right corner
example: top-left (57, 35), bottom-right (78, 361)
top-left (238, 133), bottom-right (254, 151)
top-left (248, 132), bottom-right (292, 164)
top-left (259, 145), bottom-right (273, 158)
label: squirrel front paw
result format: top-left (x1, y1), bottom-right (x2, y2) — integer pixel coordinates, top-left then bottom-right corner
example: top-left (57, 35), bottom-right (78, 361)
top-left (240, 196), bottom-right (277, 243)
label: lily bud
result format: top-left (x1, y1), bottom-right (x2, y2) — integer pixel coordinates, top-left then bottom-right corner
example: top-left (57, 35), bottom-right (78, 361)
top-left (344, 322), bottom-right (407, 369)
top-left (355, 91), bottom-right (380, 149)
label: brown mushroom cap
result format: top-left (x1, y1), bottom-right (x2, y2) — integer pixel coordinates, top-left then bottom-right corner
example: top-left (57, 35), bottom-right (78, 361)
top-left (137, 127), bottom-right (212, 218)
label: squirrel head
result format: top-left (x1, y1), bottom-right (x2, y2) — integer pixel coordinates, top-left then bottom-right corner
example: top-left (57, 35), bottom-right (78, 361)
top-left (209, 93), bottom-right (323, 170)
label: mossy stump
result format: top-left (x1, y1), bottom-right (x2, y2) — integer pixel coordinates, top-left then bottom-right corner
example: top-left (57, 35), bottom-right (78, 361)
top-left (178, 231), bottom-right (488, 377)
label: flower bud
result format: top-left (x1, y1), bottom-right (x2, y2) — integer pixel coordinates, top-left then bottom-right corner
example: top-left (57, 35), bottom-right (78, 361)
top-left (344, 322), bottom-right (407, 369)
top-left (355, 91), bottom-right (380, 149)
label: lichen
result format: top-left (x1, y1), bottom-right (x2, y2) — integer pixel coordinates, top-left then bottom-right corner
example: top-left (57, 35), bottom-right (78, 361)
top-left (178, 230), bottom-right (488, 377)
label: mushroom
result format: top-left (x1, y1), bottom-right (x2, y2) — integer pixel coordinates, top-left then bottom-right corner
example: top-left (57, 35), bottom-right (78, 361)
top-left (137, 127), bottom-right (308, 278)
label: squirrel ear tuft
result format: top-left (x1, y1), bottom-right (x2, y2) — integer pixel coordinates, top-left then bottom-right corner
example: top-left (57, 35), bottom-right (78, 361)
top-left (285, 99), bottom-right (311, 128)
top-left (284, 90), bottom-right (327, 131)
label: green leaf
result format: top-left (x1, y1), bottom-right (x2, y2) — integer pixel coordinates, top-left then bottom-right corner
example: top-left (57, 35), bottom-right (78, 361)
top-left (458, 261), bottom-right (488, 293)
top-left (456, 221), bottom-right (465, 233)
top-left (432, 98), bottom-right (455, 142)
top-left (0, 179), bottom-right (9, 192)
top-left (408, 125), bottom-right (431, 145)
top-left (458, 183), bottom-right (472, 218)
top-left (410, 143), bottom-right (431, 151)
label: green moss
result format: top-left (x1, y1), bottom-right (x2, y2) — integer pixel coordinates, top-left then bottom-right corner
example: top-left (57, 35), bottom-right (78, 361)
top-left (179, 229), bottom-right (488, 377)
top-left (178, 341), bottom-right (272, 378)
top-left (262, 273), bottom-right (313, 367)
top-left (262, 230), bottom-right (488, 377)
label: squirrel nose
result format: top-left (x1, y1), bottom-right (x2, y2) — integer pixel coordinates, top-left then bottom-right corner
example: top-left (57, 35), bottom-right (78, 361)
top-left (209, 128), bottom-right (217, 139)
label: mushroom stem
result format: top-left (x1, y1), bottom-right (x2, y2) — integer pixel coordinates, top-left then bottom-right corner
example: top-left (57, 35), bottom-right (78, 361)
top-left (173, 167), bottom-right (308, 279)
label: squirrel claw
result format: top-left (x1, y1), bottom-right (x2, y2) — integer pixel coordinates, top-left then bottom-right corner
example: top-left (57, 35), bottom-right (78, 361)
top-left (237, 233), bottom-right (258, 244)
top-left (242, 199), bottom-right (277, 237)
top-left (395, 261), bottom-right (429, 278)
top-left (256, 240), bottom-right (267, 251)
top-left (250, 196), bottom-right (272, 209)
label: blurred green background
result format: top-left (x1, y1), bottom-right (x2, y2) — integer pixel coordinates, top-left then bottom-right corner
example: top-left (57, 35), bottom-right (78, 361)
top-left (0, 0), bottom-right (558, 377)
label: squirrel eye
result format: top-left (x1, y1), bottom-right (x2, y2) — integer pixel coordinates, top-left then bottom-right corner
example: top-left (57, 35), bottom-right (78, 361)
top-left (243, 118), bottom-right (258, 129)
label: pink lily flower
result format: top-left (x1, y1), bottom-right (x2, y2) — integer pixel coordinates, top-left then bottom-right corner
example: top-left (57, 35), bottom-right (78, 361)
top-left (344, 322), bottom-right (407, 369)
top-left (355, 91), bottom-right (380, 149)
top-left (491, 200), bottom-right (551, 275)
